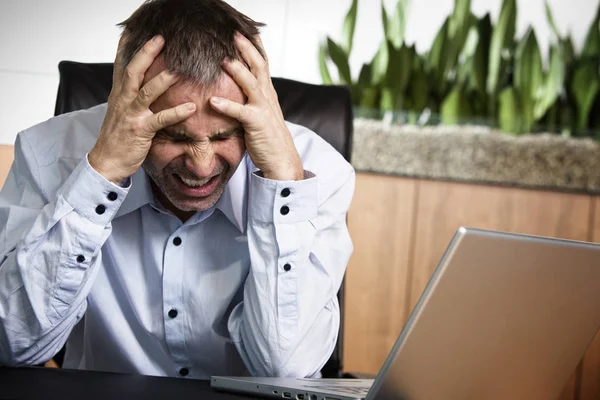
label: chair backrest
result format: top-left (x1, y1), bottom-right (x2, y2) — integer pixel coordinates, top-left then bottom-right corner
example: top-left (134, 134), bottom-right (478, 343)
top-left (54, 60), bottom-right (353, 377)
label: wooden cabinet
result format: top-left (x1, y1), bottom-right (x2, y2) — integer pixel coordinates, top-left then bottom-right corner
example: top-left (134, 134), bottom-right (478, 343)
top-left (345, 173), bottom-right (599, 399)
top-left (0, 145), bottom-right (14, 186)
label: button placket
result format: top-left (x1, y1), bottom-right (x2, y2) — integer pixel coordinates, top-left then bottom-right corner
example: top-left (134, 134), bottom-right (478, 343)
top-left (162, 230), bottom-right (190, 370)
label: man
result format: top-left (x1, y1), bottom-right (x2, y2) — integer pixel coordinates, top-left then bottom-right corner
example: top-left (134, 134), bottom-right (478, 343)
top-left (0, 0), bottom-right (354, 379)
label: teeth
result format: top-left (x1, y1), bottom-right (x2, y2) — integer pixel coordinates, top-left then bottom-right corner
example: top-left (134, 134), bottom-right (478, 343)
top-left (179, 175), bottom-right (212, 187)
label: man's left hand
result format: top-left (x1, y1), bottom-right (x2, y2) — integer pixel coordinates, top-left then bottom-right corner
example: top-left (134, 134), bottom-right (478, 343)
top-left (209, 32), bottom-right (304, 181)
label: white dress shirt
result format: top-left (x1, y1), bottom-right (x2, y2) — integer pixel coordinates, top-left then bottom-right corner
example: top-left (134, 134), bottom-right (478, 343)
top-left (0, 104), bottom-right (355, 379)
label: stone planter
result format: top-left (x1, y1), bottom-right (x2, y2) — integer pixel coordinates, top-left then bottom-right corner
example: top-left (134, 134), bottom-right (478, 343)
top-left (351, 118), bottom-right (600, 194)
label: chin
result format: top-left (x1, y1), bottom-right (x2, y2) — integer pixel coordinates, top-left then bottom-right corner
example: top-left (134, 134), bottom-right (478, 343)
top-left (168, 192), bottom-right (224, 212)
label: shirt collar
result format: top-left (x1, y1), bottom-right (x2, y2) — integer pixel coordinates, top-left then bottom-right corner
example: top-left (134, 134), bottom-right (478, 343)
top-left (114, 157), bottom-right (249, 234)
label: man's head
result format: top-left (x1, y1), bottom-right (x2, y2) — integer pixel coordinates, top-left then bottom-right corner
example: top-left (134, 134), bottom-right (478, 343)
top-left (117, 0), bottom-right (265, 219)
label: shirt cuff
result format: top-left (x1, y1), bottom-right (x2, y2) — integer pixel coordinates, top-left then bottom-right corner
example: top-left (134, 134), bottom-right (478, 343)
top-left (57, 155), bottom-right (130, 225)
top-left (248, 170), bottom-right (317, 223)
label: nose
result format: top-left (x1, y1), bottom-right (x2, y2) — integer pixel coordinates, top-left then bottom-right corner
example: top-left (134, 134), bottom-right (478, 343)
top-left (184, 144), bottom-right (216, 178)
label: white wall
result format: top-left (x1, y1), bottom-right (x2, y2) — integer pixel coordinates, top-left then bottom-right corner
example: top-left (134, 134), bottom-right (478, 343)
top-left (0, 0), bottom-right (597, 145)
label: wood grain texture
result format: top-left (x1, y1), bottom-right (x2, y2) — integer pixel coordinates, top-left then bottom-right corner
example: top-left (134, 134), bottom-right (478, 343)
top-left (409, 179), bottom-right (592, 400)
top-left (579, 197), bottom-right (600, 400)
top-left (409, 179), bottom-right (592, 310)
top-left (343, 173), bottom-right (417, 374)
top-left (0, 145), bottom-right (14, 188)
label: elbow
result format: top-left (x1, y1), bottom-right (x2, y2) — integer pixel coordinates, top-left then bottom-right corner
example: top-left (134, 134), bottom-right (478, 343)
top-left (0, 338), bottom-right (54, 367)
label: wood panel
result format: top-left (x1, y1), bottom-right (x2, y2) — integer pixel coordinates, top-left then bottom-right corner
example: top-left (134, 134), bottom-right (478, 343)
top-left (410, 179), bottom-right (592, 400)
top-left (344, 173), bottom-right (417, 374)
top-left (0, 144), bottom-right (14, 187)
top-left (580, 197), bottom-right (600, 400)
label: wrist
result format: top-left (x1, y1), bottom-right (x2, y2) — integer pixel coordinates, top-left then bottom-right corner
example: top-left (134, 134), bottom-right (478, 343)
top-left (88, 150), bottom-right (131, 185)
top-left (262, 161), bottom-right (304, 181)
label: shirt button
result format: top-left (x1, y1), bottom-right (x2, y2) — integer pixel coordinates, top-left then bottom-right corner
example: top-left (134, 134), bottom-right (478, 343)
top-left (168, 309), bottom-right (178, 318)
top-left (107, 192), bottom-right (118, 201)
top-left (179, 368), bottom-right (189, 376)
top-left (95, 205), bottom-right (106, 215)
top-left (173, 237), bottom-right (182, 246)
top-left (283, 263), bottom-right (292, 272)
top-left (76, 255), bottom-right (86, 263)
top-left (281, 188), bottom-right (291, 198)
top-left (280, 206), bottom-right (290, 216)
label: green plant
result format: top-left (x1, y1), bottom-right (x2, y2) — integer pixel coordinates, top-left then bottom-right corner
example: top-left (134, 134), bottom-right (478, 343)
top-left (319, 0), bottom-right (600, 138)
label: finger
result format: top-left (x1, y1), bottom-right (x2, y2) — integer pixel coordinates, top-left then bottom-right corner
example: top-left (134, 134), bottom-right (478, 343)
top-left (145, 102), bottom-right (197, 134)
top-left (112, 31), bottom-right (131, 90)
top-left (120, 35), bottom-right (165, 99)
top-left (234, 32), bottom-right (270, 85)
top-left (131, 70), bottom-right (181, 112)
top-left (223, 58), bottom-right (263, 102)
top-left (210, 96), bottom-right (253, 125)
top-left (253, 34), bottom-right (268, 64)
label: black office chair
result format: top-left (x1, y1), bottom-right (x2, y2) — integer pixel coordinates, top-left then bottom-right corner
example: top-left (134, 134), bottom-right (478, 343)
top-left (53, 61), bottom-right (353, 378)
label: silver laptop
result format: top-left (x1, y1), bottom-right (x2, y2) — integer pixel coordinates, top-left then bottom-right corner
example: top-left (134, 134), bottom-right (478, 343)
top-left (212, 227), bottom-right (600, 400)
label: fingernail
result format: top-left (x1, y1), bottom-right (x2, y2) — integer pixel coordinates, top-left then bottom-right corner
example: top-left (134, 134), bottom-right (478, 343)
top-left (153, 35), bottom-right (164, 45)
top-left (211, 97), bottom-right (222, 105)
top-left (186, 103), bottom-right (196, 111)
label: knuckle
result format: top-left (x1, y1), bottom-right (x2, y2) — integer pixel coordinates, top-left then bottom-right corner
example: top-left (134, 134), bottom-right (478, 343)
top-left (237, 106), bottom-right (248, 120)
top-left (138, 85), bottom-right (152, 102)
top-left (250, 79), bottom-right (260, 93)
top-left (124, 66), bottom-right (137, 81)
top-left (155, 113), bottom-right (167, 127)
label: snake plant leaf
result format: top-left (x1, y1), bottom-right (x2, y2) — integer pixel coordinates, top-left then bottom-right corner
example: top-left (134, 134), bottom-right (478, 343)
top-left (409, 64), bottom-right (430, 112)
top-left (534, 44), bottom-right (565, 120)
top-left (441, 87), bottom-right (472, 125)
top-left (371, 40), bottom-right (390, 86)
top-left (514, 28), bottom-right (544, 132)
top-left (341, 0), bottom-right (359, 55)
top-left (319, 42), bottom-right (333, 85)
top-left (380, 88), bottom-right (395, 111)
top-left (385, 43), bottom-right (414, 104)
top-left (429, 17), bottom-right (449, 73)
top-left (471, 14), bottom-right (492, 94)
top-left (381, 0), bottom-right (389, 38)
top-left (487, 0), bottom-right (516, 95)
top-left (544, 1), bottom-right (561, 39)
top-left (327, 37), bottom-right (352, 85)
top-left (448, 0), bottom-right (473, 51)
top-left (562, 36), bottom-right (575, 66)
top-left (360, 88), bottom-right (380, 109)
top-left (356, 63), bottom-right (373, 107)
top-left (498, 87), bottom-right (521, 134)
top-left (582, 4), bottom-right (600, 58)
top-left (358, 63), bottom-right (373, 89)
top-left (428, 17), bottom-right (452, 96)
top-left (572, 61), bottom-right (600, 130)
top-left (387, 0), bottom-right (410, 48)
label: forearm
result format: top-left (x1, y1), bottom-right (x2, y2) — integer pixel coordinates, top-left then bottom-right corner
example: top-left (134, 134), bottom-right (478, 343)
top-left (228, 168), bottom-right (355, 377)
top-left (0, 151), bottom-right (128, 365)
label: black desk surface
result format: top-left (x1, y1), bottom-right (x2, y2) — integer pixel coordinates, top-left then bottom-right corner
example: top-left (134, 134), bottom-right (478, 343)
top-left (0, 367), bottom-right (257, 400)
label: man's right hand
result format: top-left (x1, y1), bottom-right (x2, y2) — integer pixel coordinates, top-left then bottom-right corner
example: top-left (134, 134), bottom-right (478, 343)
top-left (88, 34), bottom-right (196, 185)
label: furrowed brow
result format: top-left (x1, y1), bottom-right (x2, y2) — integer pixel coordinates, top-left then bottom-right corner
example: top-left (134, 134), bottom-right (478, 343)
top-left (210, 127), bottom-right (245, 140)
top-left (157, 129), bottom-right (195, 141)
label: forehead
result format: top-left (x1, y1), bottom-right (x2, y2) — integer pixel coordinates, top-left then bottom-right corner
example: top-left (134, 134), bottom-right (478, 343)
top-left (145, 56), bottom-right (245, 135)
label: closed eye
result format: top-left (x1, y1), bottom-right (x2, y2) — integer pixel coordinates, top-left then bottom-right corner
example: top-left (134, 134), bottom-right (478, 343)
top-left (156, 130), bottom-right (194, 143)
top-left (211, 128), bottom-right (245, 142)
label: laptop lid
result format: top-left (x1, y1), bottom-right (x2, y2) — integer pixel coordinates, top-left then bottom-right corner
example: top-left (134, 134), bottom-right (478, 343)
top-left (369, 227), bottom-right (600, 400)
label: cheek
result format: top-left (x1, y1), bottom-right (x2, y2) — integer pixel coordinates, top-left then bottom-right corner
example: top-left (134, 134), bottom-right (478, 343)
top-left (216, 138), bottom-right (246, 167)
top-left (147, 143), bottom-right (185, 170)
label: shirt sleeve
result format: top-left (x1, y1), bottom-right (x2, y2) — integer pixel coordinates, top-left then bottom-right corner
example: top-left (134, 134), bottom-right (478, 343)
top-left (228, 163), bottom-right (355, 377)
top-left (0, 133), bottom-right (129, 366)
